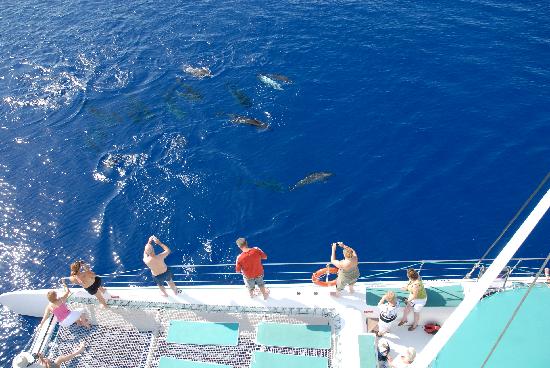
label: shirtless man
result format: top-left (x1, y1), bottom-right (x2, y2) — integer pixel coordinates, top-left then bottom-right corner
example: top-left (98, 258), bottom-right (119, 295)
top-left (329, 242), bottom-right (360, 296)
top-left (143, 235), bottom-right (178, 296)
top-left (68, 260), bottom-right (114, 308)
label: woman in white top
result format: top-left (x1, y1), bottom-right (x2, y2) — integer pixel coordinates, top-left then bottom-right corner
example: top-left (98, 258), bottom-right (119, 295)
top-left (377, 290), bottom-right (399, 336)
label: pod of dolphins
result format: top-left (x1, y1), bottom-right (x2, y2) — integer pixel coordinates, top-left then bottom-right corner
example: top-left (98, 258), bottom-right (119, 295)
top-left (182, 64), bottom-right (332, 190)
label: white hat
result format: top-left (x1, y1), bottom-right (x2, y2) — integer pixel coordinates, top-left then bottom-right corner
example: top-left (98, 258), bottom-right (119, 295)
top-left (403, 347), bottom-right (416, 362)
top-left (12, 352), bottom-right (39, 368)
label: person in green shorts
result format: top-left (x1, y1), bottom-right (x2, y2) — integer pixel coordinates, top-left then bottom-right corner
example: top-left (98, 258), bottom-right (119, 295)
top-left (329, 241), bottom-right (360, 296)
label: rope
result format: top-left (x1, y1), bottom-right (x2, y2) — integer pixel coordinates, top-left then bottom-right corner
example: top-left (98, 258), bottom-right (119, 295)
top-left (480, 252), bottom-right (550, 368)
top-left (465, 171), bottom-right (550, 279)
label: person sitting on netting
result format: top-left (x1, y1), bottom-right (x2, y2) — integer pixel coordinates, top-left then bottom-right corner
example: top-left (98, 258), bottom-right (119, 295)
top-left (387, 346), bottom-right (416, 368)
top-left (376, 290), bottom-right (400, 337)
top-left (143, 235), bottom-right (178, 296)
top-left (38, 279), bottom-right (91, 329)
top-left (329, 241), bottom-right (360, 296)
top-left (68, 260), bottom-right (115, 308)
top-left (377, 338), bottom-right (391, 368)
top-left (398, 268), bottom-right (427, 331)
top-left (12, 342), bottom-right (85, 368)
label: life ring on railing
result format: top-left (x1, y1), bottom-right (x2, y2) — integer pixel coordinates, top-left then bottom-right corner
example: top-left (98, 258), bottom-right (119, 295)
top-left (312, 267), bottom-right (339, 287)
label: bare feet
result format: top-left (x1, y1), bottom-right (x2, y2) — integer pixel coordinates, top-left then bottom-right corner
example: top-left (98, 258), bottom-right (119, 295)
top-left (330, 291), bottom-right (340, 297)
top-left (262, 288), bottom-right (270, 300)
top-left (99, 303), bottom-right (109, 309)
top-left (161, 293), bottom-right (169, 297)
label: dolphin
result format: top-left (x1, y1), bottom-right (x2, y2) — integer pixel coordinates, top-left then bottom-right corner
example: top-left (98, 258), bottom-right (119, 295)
top-left (268, 74), bottom-right (293, 84)
top-left (227, 84), bottom-right (253, 108)
top-left (290, 172), bottom-right (333, 190)
top-left (258, 74), bottom-right (283, 90)
top-left (230, 115), bottom-right (269, 130)
top-left (183, 66), bottom-right (212, 79)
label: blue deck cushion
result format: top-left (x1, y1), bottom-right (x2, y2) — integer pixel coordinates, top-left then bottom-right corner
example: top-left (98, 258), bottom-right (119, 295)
top-left (434, 286), bottom-right (550, 368)
top-left (358, 333), bottom-right (377, 368)
top-left (256, 322), bottom-right (331, 349)
top-left (159, 357), bottom-right (232, 368)
top-left (365, 285), bottom-right (464, 307)
top-left (250, 351), bottom-right (328, 368)
top-left (167, 321), bottom-right (239, 346)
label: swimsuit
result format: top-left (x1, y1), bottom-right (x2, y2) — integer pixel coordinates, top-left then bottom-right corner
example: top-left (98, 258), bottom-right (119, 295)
top-left (84, 276), bottom-right (102, 295)
top-left (336, 262), bottom-right (360, 291)
top-left (153, 267), bottom-right (173, 286)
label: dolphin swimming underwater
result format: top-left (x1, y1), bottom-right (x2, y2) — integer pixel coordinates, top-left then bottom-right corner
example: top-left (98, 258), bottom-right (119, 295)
top-left (183, 65), bottom-right (212, 78)
top-left (290, 172), bottom-right (333, 190)
top-left (267, 74), bottom-right (293, 84)
top-left (230, 115), bottom-right (269, 130)
top-left (258, 74), bottom-right (283, 90)
top-left (227, 84), bottom-right (253, 108)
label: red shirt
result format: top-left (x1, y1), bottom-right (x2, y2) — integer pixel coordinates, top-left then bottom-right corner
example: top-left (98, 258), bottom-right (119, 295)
top-left (235, 247), bottom-right (267, 278)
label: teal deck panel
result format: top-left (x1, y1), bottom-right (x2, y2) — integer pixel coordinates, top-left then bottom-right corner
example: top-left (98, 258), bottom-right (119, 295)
top-left (434, 286), bottom-right (550, 368)
top-left (365, 284), bottom-right (464, 307)
top-left (159, 357), bottom-right (232, 368)
top-left (250, 351), bottom-right (328, 368)
top-left (358, 334), bottom-right (377, 368)
top-left (167, 321), bottom-right (239, 346)
top-left (256, 323), bottom-right (331, 349)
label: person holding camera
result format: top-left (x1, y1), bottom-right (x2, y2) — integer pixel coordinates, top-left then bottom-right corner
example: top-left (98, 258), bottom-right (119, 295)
top-left (68, 260), bottom-right (114, 308)
top-left (143, 235), bottom-right (178, 296)
top-left (330, 241), bottom-right (360, 296)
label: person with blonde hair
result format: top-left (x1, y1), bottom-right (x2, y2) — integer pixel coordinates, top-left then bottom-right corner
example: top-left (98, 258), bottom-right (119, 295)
top-left (330, 241), bottom-right (360, 296)
top-left (387, 347), bottom-right (416, 367)
top-left (376, 290), bottom-right (400, 336)
top-left (38, 280), bottom-right (90, 329)
top-left (398, 268), bottom-right (427, 331)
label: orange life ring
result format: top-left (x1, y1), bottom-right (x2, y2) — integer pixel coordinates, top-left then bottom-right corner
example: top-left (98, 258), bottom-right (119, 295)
top-left (312, 267), bottom-right (339, 287)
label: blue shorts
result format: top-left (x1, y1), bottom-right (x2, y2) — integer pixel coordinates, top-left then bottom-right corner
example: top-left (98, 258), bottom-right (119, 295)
top-left (153, 268), bottom-right (174, 286)
top-left (243, 275), bottom-right (265, 290)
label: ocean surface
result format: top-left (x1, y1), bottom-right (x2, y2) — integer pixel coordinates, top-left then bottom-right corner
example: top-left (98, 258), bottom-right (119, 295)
top-left (1, 0), bottom-right (549, 364)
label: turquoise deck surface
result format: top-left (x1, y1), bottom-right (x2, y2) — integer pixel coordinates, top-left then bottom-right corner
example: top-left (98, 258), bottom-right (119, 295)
top-left (256, 323), bottom-right (331, 349)
top-left (434, 286), bottom-right (549, 367)
top-left (250, 351), bottom-right (328, 368)
top-left (167, 321), bottom-right (239, 346)
top-left (365, 285), bottom-right (464, 307)
top-left (159, 357), bottom-right (232, 368)
top-left (358, 334), bottom-right (377, 368)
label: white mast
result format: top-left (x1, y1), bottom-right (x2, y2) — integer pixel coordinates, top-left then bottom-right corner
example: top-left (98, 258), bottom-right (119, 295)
top-left (413, 188), bottom-right (550, 368)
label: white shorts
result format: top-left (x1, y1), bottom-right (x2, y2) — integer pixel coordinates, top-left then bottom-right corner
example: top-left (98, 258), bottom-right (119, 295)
top-left (378, 319), bottom-right (395, 334)
top-left (58, 310), bottom-right (82, 327)
top-left (409, 298), bottom-right (427, 313)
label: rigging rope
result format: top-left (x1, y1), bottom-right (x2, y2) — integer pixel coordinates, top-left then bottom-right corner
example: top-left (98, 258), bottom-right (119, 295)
top-left (480, 252), bottom-right (550, 368)
top-left (465, 172), bottom-right (550, 279)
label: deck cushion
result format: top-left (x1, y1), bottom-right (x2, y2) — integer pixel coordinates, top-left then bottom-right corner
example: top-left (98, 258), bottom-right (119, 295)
top-left (250, 351), bottom-right (328, 368)
top-left (159, 357), bottom-right (232, 368)
top-left (256, 322), bottom-right (331, 349)
top-left (358, 333), bottom-right (377, 368)
top-left (167, 321), bottom-right (239, 346)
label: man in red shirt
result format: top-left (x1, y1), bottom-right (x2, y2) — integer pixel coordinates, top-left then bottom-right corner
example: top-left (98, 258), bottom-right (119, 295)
top-left (235, 237), bottom-right (269, 299)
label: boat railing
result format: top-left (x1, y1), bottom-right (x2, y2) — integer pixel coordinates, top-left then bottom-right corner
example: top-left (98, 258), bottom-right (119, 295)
top-left (97, 257), bottom-right (547, 288)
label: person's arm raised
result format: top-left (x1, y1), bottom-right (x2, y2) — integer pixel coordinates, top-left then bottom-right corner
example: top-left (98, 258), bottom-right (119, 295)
top-left (154, 236), bottom-right (171, 257)
top-left (330, 243), bottom-right (343, 268)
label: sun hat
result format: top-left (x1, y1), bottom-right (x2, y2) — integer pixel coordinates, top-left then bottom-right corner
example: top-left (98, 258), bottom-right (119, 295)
top-left (12, 351), bottom-right (38, 368)
top-left (404, 347), bottom-right (416, 362)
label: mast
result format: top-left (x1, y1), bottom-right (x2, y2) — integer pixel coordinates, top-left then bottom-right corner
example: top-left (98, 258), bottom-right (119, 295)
top-left (413, 187), bottom-right (550, 368)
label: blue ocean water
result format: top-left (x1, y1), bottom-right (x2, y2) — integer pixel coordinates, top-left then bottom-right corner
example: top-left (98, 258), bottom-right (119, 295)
top-left (0, 0), bottom-right (549, 364)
